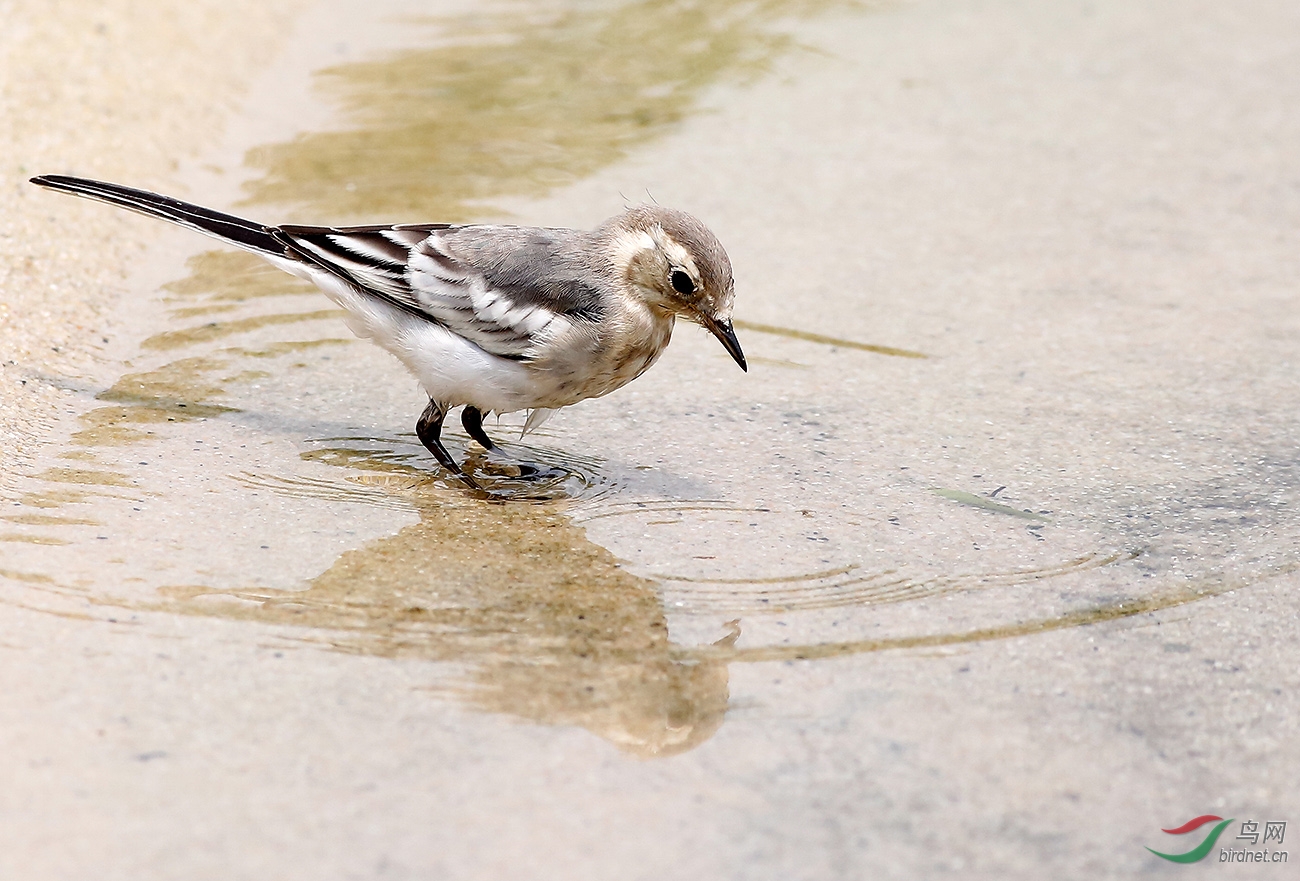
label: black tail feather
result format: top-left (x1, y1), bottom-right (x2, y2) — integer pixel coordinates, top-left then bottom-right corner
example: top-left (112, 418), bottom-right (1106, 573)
top-left (29, 174), bottom-right (283, 255)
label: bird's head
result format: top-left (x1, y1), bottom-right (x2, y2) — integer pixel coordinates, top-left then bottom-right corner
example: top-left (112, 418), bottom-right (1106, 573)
top-left (603, 205), bottom-right (746, 371)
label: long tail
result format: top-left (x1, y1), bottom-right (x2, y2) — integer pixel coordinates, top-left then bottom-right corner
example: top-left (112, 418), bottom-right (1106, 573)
top-left (29, 175), bottom-right (283, 255)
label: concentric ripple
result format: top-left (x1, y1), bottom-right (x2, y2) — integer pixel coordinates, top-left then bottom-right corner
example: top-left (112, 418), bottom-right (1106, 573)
top-left (654, 550), bottom-right (1139, 614)
top-left (233, 431), bottom-right (628, 507)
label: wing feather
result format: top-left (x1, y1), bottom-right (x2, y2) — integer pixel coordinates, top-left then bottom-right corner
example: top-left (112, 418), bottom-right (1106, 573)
top-left (276, 223), bottom-right (607, 361)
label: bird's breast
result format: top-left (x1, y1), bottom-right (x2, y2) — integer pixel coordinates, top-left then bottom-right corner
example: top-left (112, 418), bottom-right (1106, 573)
top-left (531, 310), bottom-right (674, 407)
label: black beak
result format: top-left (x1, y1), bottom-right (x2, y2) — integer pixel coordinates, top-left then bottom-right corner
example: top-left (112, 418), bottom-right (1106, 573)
top-left (698, 314), bottom-right (747, 372)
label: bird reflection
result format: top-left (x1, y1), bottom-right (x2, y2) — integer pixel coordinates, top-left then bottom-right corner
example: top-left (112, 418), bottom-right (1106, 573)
top-left (164, 448), bottom-right (735, 758)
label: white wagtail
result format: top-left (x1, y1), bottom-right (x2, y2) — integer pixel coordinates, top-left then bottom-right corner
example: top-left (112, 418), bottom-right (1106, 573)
top-left (30, 175), bottom-right (746, 490)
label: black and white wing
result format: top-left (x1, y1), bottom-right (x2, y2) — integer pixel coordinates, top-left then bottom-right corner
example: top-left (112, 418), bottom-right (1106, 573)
top-left (25, 175), bottom-right (606, 363)
top-left (277, 224), bottom-right (607, 360)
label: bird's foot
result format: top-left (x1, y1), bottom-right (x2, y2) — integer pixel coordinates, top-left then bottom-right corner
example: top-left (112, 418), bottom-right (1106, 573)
top-left (511, 461), bottom-right (568, 481)
top-left (460, 406), bottom-right (566, 482)
top-left (475, 452), bottom-right (566, 482)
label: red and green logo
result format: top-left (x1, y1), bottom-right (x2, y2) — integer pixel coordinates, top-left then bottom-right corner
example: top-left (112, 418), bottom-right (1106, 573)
top-left (1147, 815), bottom-right (1234, 863)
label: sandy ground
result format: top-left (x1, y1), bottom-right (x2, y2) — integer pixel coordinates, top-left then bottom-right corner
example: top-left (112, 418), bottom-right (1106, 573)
top-left (2, 0), bottom-right (1299, 878)
top-left (0, 0), bottom-right (312, 481)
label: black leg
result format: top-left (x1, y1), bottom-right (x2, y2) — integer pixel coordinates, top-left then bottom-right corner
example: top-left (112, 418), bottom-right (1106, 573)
top-left (460, 405), bottom-right (497, 450)
top-left (416, 399), bottom-right (482, 490)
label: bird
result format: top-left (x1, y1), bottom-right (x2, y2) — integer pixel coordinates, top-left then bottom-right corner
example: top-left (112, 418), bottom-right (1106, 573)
top-left (29, 175), bottom-right (746, 491)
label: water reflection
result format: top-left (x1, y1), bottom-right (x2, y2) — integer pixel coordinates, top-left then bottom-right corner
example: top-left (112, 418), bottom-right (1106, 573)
top-left (245, 0), bottom-right (857, 221)
top-left (148, 480), bottom-right (1286, 755)
top-left (163, 449), bottom-right (734, 758)
top-left (8, 420), bottom-right (1288, 757)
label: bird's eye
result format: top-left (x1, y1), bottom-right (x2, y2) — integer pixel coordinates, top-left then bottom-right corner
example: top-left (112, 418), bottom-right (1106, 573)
top-left (670, 269), bottom-right (695, 295)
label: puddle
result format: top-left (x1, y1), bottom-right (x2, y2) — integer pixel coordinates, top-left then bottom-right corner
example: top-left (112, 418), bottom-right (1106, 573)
top-left (165, 477), bottom-right (735, 759)
top-left (240, 0), bottom-right (867, 222)
top-left (6, 0), bottom-right (1300, 764)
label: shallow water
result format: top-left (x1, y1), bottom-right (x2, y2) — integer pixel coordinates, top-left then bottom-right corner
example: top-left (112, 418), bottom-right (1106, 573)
top-left (6, 0), bottom-right (1300, 752)
top-left (5, 0), bottom-right (1300, 876)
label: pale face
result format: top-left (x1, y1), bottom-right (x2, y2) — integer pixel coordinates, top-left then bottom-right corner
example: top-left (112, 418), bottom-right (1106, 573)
top-left (604, 206), bottom-right (744, 371)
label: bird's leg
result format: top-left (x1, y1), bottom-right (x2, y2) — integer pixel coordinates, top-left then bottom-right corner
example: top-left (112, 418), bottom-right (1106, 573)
top-left (416, 399), bottom-right (482, 490)
top-left (460, 405), bottom-right (497, 451)
top-left (460, 405), bottom-right (561, 481)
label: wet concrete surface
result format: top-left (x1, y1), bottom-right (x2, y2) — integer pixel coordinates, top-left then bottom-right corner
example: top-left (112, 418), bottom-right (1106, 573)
top-left (2, 0), bottom-right (1299, 878)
